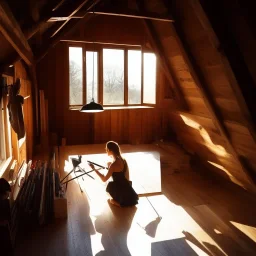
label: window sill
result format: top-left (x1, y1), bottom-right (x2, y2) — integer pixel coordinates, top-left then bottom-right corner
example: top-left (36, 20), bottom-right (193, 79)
top-left (0, 157), bottom-right (13, 178)
top-left (69, 105), bottom-right (155, 111)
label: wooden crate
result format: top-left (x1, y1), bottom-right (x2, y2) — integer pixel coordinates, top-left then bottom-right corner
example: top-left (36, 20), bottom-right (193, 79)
top-left (53, 172), bottom-right (67, 219)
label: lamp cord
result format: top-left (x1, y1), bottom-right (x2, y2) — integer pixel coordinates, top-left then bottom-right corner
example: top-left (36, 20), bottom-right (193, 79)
top-left (92, 6), bottom-right (95, 102)
top-left (92, 46), bottom-right (94, 102)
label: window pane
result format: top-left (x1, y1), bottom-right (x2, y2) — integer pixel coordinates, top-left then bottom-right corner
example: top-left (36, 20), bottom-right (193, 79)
top-left (69, 47), bottom-right (83, 105)
top-left (86, 51), bottom-right (98, 103)
top-left (128, 50), bottom-right (141, 104)
top-left (6, 105), bottom-right (11, 156)
top-left (143, 53), bottom-right (156, 104)
top-left (0, 98), bottom-right (5, 162)
top-left (103, 49), bottom-right (124, 105)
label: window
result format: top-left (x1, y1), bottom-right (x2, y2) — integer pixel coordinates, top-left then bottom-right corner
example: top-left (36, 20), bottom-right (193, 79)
top-left (86, 51), bottom-right (98, 103)
top-left (0, 98), bottom-right (6, 164)
top-left (103, 49), bottom-right (124, 105)
top-left (128, 50), bottom-right (141, 104)
top-left (68, 45), bottom-right (157, 108)
top-left (0, 76), bottom-right (12, 171)
top-left (69, 47), bottom-right (83, 105)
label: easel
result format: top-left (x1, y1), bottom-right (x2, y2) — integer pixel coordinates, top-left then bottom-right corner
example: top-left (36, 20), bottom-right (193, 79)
top-left (60, 156), bottom-right (96, 192)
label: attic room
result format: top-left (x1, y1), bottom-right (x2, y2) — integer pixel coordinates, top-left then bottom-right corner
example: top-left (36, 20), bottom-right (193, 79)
top-left (1, 0), bottom-right (256, 255)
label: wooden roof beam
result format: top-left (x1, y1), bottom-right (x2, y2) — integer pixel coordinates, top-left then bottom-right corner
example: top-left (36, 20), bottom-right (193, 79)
top-left (52, 0), bottom-right (67, 12)
top-left (87, 10), bottom-right (174, 22)
top-left (50, 0), bottom-right (92, 38)
top-left (24, 0), bottom-right (68, 40)
top-left (36, 1), bottom-right (101, 62)
top-left (48, 9), bottom-right (174, 22)
top-left (36, 16), bottom-right (91, 63)
top-left (0, 1), bottom-right (34, 66)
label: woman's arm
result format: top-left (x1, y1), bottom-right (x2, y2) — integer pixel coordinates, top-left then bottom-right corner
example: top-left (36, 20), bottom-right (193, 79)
top-left (89, 163), bottom-right (113, 182)
top-left (125, 166), bottom-right (130, 181)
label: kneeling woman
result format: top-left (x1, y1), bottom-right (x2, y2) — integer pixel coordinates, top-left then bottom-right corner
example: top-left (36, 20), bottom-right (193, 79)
top-left (89, 141), bottom-right (138, 207)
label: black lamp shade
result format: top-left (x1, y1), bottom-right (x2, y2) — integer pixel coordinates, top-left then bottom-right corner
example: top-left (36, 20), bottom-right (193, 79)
top-left (80, 101), bottom-right (104, 112)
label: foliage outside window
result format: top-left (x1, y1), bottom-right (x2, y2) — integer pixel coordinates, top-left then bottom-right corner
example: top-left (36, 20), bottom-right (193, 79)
top-left (103, 49), bottom-right (124, 105)
top-left (69, 45), bottom-right (156, 108)
top-left (69, 47), bottom-right (83, 105)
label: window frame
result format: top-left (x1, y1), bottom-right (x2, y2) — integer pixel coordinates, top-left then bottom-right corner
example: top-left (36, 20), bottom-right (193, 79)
top-left (0, 75), bottom-right (13, 176)
top-left (68, 43), bottom-right (157, 109)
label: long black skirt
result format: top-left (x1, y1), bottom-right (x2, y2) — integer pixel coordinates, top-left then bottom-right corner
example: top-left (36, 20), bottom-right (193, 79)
top-left (106, 180), bottom-right (138, 207)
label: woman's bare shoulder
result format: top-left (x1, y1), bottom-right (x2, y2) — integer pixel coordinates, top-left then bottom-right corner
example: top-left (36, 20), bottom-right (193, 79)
top-left (111, 158), bottom-right (124, 172)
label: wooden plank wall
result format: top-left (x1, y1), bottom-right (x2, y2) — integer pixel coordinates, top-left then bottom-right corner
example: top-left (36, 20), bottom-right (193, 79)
top-left (14, 61), bottom-right (34, 163)
top-left (64, 15), bottom-right (151, 48)
top-left (36, 17), bottom-right (175, 146)
top-left (149, 0), bottom-right (256, 191)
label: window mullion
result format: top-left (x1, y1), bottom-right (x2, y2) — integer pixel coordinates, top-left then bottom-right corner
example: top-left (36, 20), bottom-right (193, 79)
top-left (0, 99), bottom-right (6, 160)
top-left (83, 47), bottom-right (87, 104)
top-left (124, 49), bottom-right (128, 106)
top-left (3, 94), bottom-right (10, 158)
top-left (141, 49), bottom-right (144, 105)
top-left (98, 48), bottom-right (103, 105)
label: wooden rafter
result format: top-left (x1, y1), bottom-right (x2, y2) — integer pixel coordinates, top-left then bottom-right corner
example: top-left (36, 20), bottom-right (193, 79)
top-left (24, 0), bottom-right (68, 40)
top-left (0, 0), bottom-right (34, 66)
top-left (36, 16), bottom-right (91, 63)
top-left (50, 0), bottom-right (92, 38)
top-left (87, 10), bottom-right (174, 22)
top-left (48, 9), bottom-right (174, 22)
top-left (36, 0), bottom-right (100, 62)
top-left (163, 0), bottom-right (256, 188)
top-left (52, 0), bottom-right (67, 11)
top-left (136, 0), bottom-right (187, 109)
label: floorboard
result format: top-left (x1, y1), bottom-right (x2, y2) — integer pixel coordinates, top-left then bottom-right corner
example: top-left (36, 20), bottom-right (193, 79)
top-left (14, 143), bottom-right (256, 256)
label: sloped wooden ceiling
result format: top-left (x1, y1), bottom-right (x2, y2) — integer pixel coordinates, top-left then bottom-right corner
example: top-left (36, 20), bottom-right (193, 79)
top-left (158, 0), bottom-right (256, 193)
top-left (0, 0), bottom-right (256, 193)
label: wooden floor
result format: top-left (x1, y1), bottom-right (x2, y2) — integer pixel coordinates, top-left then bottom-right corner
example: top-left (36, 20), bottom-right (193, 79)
top-left (14, 143), bottom-right (256, 256)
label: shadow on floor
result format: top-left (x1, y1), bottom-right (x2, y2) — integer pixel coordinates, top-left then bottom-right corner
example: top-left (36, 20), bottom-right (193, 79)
top-left (94, 202), bottom-right (137, 256)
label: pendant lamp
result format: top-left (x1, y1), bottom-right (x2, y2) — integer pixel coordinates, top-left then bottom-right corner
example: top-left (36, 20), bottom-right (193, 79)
top-left (80, 99), bottom-right (104, 112)
top-left (80, 11), bottom-right (104, 113)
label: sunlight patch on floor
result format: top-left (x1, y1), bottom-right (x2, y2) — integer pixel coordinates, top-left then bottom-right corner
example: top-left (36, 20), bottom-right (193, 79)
top-left (63, 154), bottom-right (225, 255)
top-left (66, 151), bottom-right (162, 195)
top-left (87, 192), bottom-right (225, 255)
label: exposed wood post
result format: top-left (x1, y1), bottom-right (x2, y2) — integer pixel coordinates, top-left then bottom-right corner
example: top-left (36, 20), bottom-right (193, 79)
top-left (0, 1), bottom-right (34, 66)
top-left (163, 0), bottom-right (256, 189)
top-left (136, 0), bottom-right (188, 110)
top-left (189, 0), bottom-right (256, 143)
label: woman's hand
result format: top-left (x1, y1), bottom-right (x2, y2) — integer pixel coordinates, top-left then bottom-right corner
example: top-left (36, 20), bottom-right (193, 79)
top-left (88, 163), bottom-right (95, 170)
top-left (107, 162), bottom-right (112, 168)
